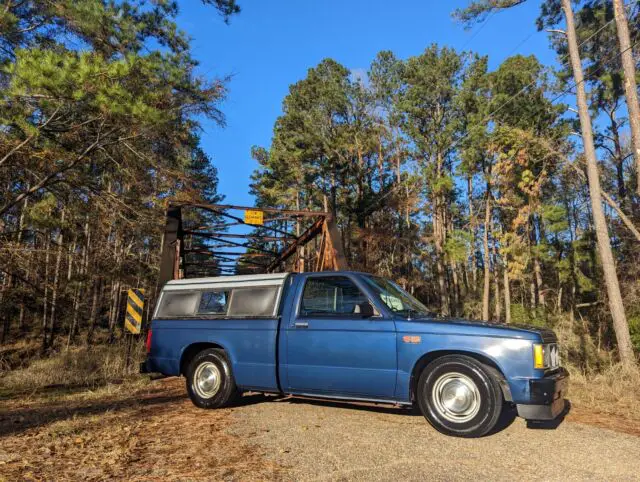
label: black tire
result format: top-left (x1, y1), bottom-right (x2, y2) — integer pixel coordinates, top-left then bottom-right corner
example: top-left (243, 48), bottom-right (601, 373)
top-left (416, 355), bottom-right (503, 438)
top-left (185, 348), bottom-right (239, 409)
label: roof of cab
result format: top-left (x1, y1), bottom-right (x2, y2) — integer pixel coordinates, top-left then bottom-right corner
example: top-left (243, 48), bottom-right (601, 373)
top-left (162, 272), bottom-right (290, 291)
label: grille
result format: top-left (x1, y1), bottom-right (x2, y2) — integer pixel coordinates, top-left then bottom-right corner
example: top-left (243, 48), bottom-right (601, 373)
top-left (546, 343), bottom-right (560, 369)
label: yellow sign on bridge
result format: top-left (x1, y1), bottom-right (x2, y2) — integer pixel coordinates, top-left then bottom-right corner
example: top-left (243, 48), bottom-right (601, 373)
top-left (244, 209), bottom-right (264, 225)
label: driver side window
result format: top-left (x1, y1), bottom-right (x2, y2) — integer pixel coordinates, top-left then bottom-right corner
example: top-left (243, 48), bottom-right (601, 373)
top-left (300, 276), bottom-right (373, 317)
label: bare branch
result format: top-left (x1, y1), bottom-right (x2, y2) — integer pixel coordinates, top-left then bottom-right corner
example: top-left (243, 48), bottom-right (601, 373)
top-left (0, 106), bottom-right (60, 168)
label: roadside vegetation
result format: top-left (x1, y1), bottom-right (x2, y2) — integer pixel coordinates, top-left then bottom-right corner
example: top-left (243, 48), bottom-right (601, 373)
top-left (0, 341), bottom-right (146, 396)
top-left (570, 364), bottom-right (640, 424)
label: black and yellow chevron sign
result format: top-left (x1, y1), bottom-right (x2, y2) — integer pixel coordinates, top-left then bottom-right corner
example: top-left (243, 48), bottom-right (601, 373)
top-left (125, 288), bottom-right (145, 335)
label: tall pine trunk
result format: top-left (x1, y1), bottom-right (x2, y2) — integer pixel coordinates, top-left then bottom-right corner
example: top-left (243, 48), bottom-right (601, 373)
top-left (41, 235), bottom-right (51, 352)
top-left (467, 176), bottom-right (478, 292)
top-left (612, 0), bottom-right (640, 196)
top-left (492, 238), bottom-right (501, 321)
top-left (562, 0), bottom-right (635, 365)
top-left (68, 222), bottom-right (88, 348)
top-left (86, 277), bottom-right (102, 345)
top-left (482, 188), bottom-right (491, 321)
top-left (503, 255), bottom-right (511, 324)
top-left (434, 196), bottom-right (450, 316)
top-left (48, 207), bottom-right (66, 350)
top-left (17, 196), bottom-right (29, 332)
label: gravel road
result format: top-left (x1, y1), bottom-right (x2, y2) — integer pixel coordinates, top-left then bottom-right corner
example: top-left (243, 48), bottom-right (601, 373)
top-left (228, 395), bottom-right (640, 481)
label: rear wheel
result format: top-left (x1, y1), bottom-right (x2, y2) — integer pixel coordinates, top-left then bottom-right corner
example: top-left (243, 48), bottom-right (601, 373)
top-left (186, 348), bottom-right (239, 409)
top-left (417, 355), bottom-right (503, 438)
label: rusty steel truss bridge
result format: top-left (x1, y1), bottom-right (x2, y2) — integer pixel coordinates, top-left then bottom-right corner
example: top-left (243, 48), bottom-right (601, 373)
top-left (158, 203), bottom-right (347, 284)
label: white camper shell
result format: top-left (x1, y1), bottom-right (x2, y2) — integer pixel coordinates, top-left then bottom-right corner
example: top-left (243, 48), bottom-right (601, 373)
top-left (154, 273), bottom-right (290, 319)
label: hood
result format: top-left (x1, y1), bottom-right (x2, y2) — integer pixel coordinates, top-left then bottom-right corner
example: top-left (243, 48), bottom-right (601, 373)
top-left (399, 316), bottom-right (557, 343)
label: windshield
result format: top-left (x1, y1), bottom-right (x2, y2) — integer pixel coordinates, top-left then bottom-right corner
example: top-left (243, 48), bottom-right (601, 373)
top-left (362, 276), bottom-right (433, 318)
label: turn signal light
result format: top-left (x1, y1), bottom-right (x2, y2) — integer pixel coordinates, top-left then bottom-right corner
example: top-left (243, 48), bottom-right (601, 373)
top-left (533, 344), bottom-right (544, 369)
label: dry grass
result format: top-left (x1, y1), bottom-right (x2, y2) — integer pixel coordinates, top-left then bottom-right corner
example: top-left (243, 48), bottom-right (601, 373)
top-left (0, 339), bottom-right (41, 372)
top-left (549, 314), bottom-right (640, 431)
top-left (568, 363), bottom-right (640, 422)
top-left (0, 343), bottom-right (146, 397)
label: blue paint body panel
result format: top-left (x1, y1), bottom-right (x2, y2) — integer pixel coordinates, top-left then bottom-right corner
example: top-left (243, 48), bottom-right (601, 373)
top-left (146, 271), bottom-right (558, 405)
top-left (149, 317), bottom-right (279, 391)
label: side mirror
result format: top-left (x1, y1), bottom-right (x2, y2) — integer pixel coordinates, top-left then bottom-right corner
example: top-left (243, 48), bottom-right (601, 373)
top-left (356, 301), bottom-right (375, 318)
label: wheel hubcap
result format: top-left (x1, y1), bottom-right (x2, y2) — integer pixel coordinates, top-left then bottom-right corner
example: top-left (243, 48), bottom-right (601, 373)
top-left (431, 372), bottom-right (481, 423)
top-left (194, 362), bottom-right (221, 399)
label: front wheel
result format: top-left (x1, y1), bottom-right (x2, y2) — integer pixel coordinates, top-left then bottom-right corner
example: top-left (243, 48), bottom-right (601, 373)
top-left (185, 348), bottom-right (239, 409)
top-left (417, 355), bottom-right (503, 438)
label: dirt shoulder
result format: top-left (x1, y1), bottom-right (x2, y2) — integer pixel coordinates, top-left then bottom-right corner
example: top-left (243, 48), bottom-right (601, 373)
top-left (0, 378), bottom-right (284, 481)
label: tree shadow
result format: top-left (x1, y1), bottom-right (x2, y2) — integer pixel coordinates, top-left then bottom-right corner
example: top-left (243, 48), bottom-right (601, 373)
top-left (0, 390), bottom-right (186, 438)
top-left (0, 378), bottom-right (131, 402)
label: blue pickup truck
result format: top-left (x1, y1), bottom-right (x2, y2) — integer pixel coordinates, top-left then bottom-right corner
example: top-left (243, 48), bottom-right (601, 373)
top-left (141, 271), bottom-right (568, 437)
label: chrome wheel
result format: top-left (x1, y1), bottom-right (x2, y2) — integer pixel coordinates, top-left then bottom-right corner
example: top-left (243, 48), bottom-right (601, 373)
top-left (431, 372), bottom-right (481, 423)
top-left (193, 361), bottom-right (222, 399)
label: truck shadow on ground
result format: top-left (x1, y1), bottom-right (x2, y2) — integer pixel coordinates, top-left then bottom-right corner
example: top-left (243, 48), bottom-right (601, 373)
top-left (526, 400), bottom-right (571, 430)
top-left (283, 396), bottom-right (420, 416)
top-left (235, 393), bottom-right (571, 436)
top-left (237, 392), bottom-right (420, 416)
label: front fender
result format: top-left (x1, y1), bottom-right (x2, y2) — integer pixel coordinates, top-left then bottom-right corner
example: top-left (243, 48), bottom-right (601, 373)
top-left (396, 334), bottom-right (535, 404)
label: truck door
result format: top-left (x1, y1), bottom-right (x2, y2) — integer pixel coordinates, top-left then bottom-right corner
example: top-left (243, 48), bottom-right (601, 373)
top-left (284, 274), bottom-right (397, 399)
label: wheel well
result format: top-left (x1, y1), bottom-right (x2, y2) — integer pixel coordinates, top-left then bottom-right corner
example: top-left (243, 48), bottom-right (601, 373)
top-left (180, 342), bottom-right (225, 375)
top-left (410, 350), bottom-right (512, 402)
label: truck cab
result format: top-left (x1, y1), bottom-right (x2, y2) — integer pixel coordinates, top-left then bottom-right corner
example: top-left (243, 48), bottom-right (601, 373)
top-left (142, 271), bottom-right (568, 437)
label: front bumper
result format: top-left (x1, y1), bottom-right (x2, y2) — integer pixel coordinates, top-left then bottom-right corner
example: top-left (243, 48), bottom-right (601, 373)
top-left (516, 367), bottom-right (569, 420)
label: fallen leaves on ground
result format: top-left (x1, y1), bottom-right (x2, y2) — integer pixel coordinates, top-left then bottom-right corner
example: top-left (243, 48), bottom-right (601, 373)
top-left (0, 378), bottom-right (285, 481)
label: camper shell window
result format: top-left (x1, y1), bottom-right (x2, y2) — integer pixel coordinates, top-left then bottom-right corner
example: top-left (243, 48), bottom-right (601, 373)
top-left (156, 291), bottom-right (200, 318)
top-left (156, 285), bottom-right (281, 319)
top-left (228, 287), bottom-right (279, 317)
top-left (198, 291), bottom-right (230, 315)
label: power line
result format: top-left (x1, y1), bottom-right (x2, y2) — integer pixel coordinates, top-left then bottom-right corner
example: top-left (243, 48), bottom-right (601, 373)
top-left (547, 37), bottom-right (640, 107)
top-left (460, 11), bottom-right (495, 51)
top-left (502, 29), bottom-right (539, 59)
top-left (451, 4), bottom-right (636, 154)
top-left (480, 16), bottom-right (617, 123)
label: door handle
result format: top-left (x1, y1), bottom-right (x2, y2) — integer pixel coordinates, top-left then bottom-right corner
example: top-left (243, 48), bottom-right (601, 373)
top-left (294, 322), bottom-right (309, 329)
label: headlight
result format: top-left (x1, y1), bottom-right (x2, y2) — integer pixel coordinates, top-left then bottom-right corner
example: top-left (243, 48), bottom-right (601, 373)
top-left (533, 343), bottom-right (560, 369)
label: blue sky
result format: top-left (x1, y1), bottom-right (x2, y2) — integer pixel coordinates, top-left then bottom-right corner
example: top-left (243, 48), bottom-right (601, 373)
top-left (178, 0), bottom-right (558, 206)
